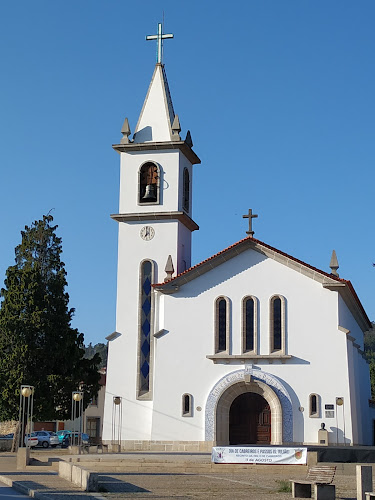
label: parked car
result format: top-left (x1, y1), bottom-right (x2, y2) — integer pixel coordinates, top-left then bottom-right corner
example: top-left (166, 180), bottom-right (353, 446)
top-left (57, 430), bottom-right (90, 447)
top-left (33, 430), bottom-right (59, 448)
top-left (0, 433), bottom-right (14, 439)
top-left (24, 433), bottom-right (38, 448)
top-left (56, 429), bottom-right (71, 445)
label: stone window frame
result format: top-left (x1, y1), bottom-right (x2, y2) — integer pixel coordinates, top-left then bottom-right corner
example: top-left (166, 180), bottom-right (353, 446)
top-left (214, 296), bottom-right (231, 354)
top-left (269, 295), bottom-right (286, 354)
top-left (182, 393), bottom-right (193, 417)
top-left (309, 393), bottom-right (320, 418)
top-left (242, 295), bottom-right (258, 354)
top-left (138, 161), bottom-right (161, 206)
top-left (182, 167), bottom-right (190, 213)
top-left (136, 259), bottom-right (155, 401)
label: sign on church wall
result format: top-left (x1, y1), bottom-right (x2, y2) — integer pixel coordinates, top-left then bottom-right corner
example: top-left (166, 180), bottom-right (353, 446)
top-left (212, 446), bottom-right (307, 465)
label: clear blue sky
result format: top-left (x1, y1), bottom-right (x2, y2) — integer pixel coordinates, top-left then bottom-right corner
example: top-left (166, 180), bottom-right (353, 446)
top-left (0, 1), bottom-right (374, 345)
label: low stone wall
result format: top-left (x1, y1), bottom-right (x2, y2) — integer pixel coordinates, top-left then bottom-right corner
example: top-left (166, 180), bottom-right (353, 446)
top-left (101, 440), bottom-right (214, 452)
top-left (58, 461), bottom-right (98, 491)
top-left (0, 421), bottom-right (18, 435)
top-left (0, 439), bottom-right (12, 452)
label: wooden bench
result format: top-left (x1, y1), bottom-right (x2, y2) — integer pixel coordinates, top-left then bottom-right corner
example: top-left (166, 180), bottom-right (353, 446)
top-left (290, 465), bottom-right (336, 499)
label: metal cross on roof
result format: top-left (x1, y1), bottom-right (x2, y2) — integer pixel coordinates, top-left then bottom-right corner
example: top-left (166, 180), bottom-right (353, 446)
top-left (243, 209), bottom-right (258, 237)
top-left (146, 22), bottom-right (174, 64)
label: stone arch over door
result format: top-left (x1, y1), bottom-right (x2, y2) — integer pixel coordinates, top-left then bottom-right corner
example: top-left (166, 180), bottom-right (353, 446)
top-left (216, 379), bottom-right (281, 445)
top-left (205, 368), bottom-right (293, 444)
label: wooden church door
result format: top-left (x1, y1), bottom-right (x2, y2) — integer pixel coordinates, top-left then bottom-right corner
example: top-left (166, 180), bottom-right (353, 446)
top-left (229, 393), bottom-right (271, 445)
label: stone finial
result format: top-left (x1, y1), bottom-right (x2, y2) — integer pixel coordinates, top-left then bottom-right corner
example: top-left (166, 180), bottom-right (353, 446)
top-left (171, 114), bottom-right (181, 140)
top-left (330, 250), bottom-right (339, 276)
top-left (120, 118), bottom-right (131, 144)
top-left (164, 255), bottom-right (174, 282)
top-left (185, 130), bottom-right (193, 147)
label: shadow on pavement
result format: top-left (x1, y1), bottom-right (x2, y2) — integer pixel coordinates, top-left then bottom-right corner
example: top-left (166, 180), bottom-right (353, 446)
top-left (98, 475), bottom-right (150, 493)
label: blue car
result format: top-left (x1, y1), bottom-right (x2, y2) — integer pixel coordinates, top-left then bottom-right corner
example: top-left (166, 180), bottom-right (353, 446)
top-left (56, 430), bottom-right (90, 447)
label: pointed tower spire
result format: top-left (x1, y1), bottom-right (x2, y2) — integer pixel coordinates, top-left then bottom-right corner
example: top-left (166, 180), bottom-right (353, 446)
top-left (164, 255), bottom-right (175, 282)
top-left (330, 250), bottom-right (339, 276)
top-left (133, 64), bottom-right (176, 143)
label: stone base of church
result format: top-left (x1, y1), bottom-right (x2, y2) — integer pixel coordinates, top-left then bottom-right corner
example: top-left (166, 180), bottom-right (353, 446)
top-left (102, 440), bottom-right (214, 452)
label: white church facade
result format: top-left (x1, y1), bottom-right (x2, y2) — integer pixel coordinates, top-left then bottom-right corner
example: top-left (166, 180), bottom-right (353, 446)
top-left (103, 25), bottom-right (373, 451)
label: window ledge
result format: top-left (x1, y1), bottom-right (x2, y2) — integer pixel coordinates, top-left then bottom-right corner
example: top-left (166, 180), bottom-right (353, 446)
top-left (206, 354), bottom-right (292, 364)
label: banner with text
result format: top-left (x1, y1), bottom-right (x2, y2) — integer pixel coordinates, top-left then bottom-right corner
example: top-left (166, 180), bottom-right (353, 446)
top-left (212, 446), bottom-right (307, 465)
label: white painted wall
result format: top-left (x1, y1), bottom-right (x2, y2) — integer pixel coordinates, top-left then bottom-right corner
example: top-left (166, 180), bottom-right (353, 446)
top-left (148, 249), bottom-right (372, 445)
top-left (103, 143), bottom-right (196, 442)
top-left (119, 150), bottom-right (193, 216)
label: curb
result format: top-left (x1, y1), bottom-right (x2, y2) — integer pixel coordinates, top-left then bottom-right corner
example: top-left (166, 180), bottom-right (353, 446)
top-left (0, 473), bottom-right (106, 499)
top-left (0, 474), bottom-right (55, 500)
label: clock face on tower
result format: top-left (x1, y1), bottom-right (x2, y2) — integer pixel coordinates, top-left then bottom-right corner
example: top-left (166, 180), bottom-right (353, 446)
top-left (140, 226), bottom-right (155, 241)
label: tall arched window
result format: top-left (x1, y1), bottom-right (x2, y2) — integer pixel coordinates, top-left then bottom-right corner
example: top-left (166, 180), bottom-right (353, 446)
top-left (269, 295), bottom-right (286, 353)
top-left (138, 260), bottom-right (154, 398)
top-left (242, 296), bottom-right (257, 353)
top-left (183, 168), bottom-right (190, 212)
top-left (139, 162), bottom-right (159, 204)
top-left (215, 296), bottom-right (230, 353)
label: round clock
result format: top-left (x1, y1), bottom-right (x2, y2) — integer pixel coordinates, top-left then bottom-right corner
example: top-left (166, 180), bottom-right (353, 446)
top-left (140, 226), bottom-right (155, 241)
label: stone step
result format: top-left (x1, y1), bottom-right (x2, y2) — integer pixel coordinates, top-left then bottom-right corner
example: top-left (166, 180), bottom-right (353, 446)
top-left (72, 460), bottom-right (308, 474)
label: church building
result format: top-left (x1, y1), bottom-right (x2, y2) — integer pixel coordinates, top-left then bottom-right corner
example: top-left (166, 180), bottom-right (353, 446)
top-left (103, 24), bottom-right (373, 450)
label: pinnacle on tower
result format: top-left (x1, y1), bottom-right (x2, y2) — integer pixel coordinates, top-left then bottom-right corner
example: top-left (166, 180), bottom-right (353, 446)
top-left (164, 255), bottom-right (175, 282)
top-left (171, 115), bottom-right (181, 140)
top-left (329, 250), bottom-right (339, 277)
top-left (120, 118), bottom-right (131, 144)
top-left (185, 130), bottom-right (193, 148)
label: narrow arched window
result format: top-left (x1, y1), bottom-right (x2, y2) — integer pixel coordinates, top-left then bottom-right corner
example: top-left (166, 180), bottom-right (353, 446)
top-left (182, 393), bottom-right (193, 417)
top-left (270, 295), bottom-right (286, 353)
top-left (242, 296), bottom-right (257, 353)
top-left (183, 168), bottom-right (190, 212)
top-left (215, 297), bottom-right (230, 353)
top-left (138, 260), bottom-right (154, 398)
top-left (309, 393), bottom-right (320, 418)
top-left (139, 162), bottom-right (159, 204)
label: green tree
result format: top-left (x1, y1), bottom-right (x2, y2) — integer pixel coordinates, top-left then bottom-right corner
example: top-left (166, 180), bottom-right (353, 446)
top-left (0, 215), bottom-right (100, 421)
top-left (364, 324), bottom-right (375, 398)
top-left (85, 342), bottom-right (107, 369)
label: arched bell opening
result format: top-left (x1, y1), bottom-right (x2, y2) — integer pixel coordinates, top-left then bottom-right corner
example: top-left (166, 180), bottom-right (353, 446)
top-left (215, 380), bottom-right (282, 446)
top-left (139, 162), bottom-right (160, 204)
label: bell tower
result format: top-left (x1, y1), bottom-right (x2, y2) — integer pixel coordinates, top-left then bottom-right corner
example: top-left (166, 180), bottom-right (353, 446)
top-left (111, 43), bottom-right (200, 278)
top-left (103, 23), bottom-right (200, 442)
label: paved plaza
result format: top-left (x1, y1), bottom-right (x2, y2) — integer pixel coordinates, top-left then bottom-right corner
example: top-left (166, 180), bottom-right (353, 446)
top-left (0, 451), bottom-right (372, 499)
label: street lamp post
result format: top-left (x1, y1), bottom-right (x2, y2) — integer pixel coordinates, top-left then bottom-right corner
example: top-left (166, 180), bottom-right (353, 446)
top-left (112, 396), bottom-right (122, 453)
top-left (17, 385), bottom-right (34, 469)
top-left (71, 391), bottom-right (83, 450)
top-left (18, 385), bottom-right (34, 449)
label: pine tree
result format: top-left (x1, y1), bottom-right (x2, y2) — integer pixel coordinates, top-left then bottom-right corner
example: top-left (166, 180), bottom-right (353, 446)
top-left (0, 215), bottom-right (100, 420)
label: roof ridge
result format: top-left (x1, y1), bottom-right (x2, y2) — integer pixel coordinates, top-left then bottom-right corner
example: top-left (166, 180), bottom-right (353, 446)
top-left (154, 236), bottom-right (347, 287)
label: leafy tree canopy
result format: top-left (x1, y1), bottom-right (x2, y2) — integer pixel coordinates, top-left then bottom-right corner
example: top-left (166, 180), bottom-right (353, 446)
top-left (84, 342), bottom-right (107, 369)
top-left (364, 323), bottom-right (375, 398)
top-left (0, 215), bottom-right (101, 421)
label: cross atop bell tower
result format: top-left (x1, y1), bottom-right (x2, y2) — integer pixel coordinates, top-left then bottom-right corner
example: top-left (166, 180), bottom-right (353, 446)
top-left (146, 22), bottom-right (174, 64)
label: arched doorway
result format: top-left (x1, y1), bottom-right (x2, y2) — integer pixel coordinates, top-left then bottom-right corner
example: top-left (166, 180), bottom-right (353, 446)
top-left (214, 379), bottom-right (283, 445)
top-left (229, 392), bottom-right (271, 445)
